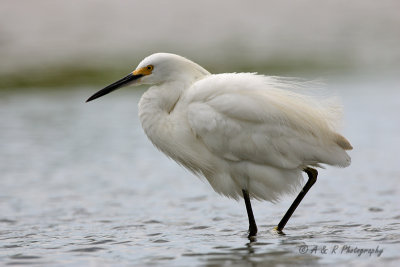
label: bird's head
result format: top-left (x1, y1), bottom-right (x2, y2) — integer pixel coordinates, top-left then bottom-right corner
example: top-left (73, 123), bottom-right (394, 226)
top-left (86, 53), bottom-right (209, 102)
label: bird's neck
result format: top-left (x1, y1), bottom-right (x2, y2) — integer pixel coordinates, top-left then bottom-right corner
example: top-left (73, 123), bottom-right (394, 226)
top-left (138, 81), bottom-right (185, 142)
top-left (140, 81), bottom-right (184, 112)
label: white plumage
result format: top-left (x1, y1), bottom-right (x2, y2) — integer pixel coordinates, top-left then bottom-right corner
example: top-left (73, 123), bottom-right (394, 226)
top-left (136, 53), bottom-right (351, 201)
top-left (87, 53), bottom-right (352, 235)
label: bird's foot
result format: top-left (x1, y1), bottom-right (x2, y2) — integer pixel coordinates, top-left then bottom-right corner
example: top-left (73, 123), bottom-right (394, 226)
top-left (273, 226), bottom-right (286, 235)
top-left (247, 226), bottom-right (258, 241)
top-left (247, 234), bottom-right (257, 242)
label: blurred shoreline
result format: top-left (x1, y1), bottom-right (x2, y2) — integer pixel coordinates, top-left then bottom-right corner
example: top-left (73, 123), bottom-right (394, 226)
top-left (1, 0), bottom-right (399, 89)
top-left (0, 55), bottom-right (358, 90)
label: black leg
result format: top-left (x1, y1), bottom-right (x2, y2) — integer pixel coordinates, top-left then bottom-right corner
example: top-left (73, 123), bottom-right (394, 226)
top-left (242, 189), bottom-right (258, 237)
top-left (275, 167), bottom-right (318, 233)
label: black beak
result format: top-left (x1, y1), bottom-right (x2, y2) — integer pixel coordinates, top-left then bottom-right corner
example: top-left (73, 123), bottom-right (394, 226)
top-left (86, 73), bottom-right (143, 102)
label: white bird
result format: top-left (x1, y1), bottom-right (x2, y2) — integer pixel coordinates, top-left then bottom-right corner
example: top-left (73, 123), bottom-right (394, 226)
top-left (87, 53), bottom-right (352, 238)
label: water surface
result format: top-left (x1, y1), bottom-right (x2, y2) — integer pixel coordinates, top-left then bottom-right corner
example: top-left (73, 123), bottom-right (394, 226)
top-left (0, 77), bottom-right (399, 266)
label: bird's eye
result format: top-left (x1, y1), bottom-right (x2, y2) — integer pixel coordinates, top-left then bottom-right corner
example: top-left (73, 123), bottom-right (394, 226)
top-left (147, 65), bottom-right (154, 71)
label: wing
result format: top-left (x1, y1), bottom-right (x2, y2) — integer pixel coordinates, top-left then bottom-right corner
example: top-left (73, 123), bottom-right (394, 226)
top-left (184, 73), bottom-right (351, 169)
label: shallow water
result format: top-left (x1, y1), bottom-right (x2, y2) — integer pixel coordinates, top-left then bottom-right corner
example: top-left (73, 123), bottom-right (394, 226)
top-left (1, 76), bottom-right (399, 266)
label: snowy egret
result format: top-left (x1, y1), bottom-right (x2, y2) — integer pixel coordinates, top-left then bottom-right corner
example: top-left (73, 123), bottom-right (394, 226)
top-left (87, 53), bottom-right (352, 238)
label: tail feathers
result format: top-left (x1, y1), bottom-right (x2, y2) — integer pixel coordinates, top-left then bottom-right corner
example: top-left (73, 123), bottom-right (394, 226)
top-left (335, 133), bottom-right (353, 150)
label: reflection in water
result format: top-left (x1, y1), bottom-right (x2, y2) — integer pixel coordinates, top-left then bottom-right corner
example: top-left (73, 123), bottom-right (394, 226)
top-left (0, 77), bottom-right (400, 266)
top-left (187, 236), bottom-right (323, 266)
